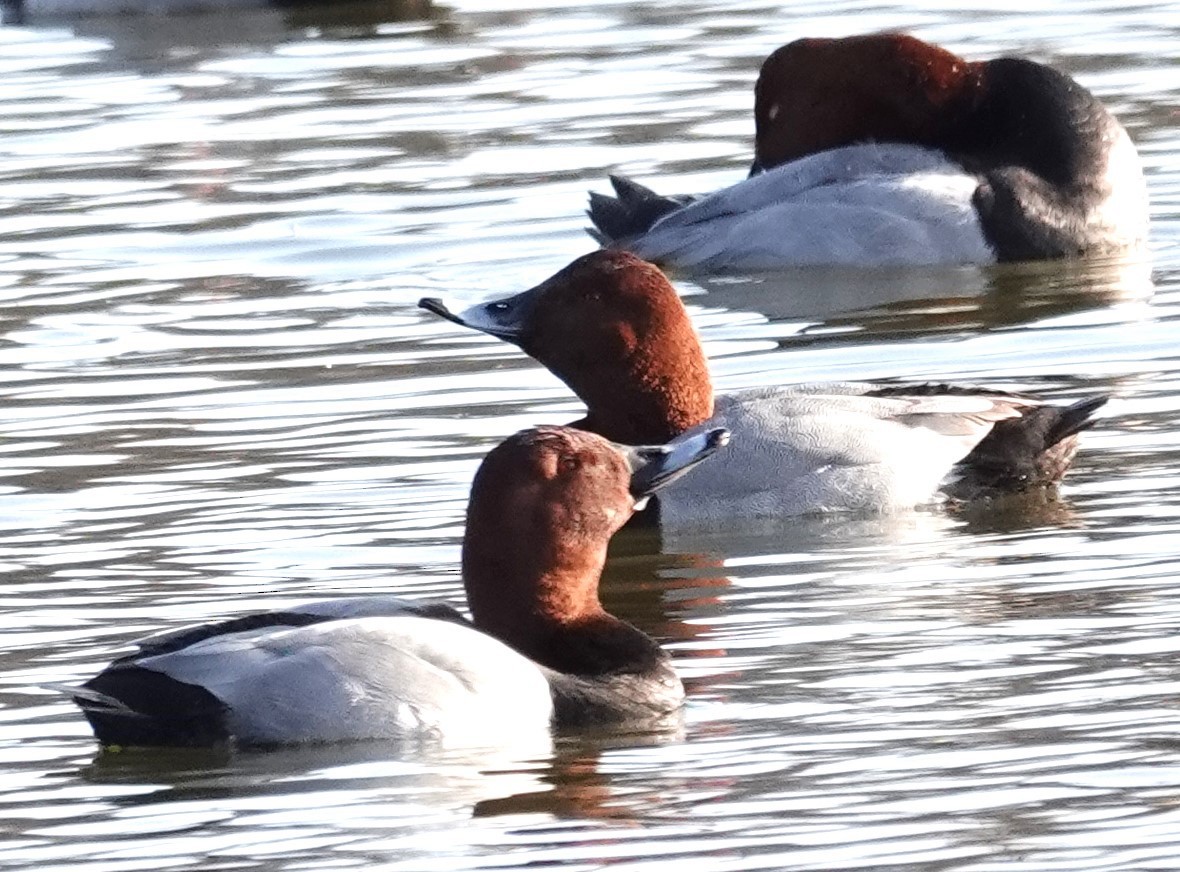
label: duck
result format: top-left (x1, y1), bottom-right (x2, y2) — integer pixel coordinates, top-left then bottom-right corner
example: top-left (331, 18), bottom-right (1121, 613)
top-left (419, 250), bottom-right (1107, 526)
top-left (63, 424), bottom-right (728, 747)
top-left (587, 33), bottom-right (1148, 270)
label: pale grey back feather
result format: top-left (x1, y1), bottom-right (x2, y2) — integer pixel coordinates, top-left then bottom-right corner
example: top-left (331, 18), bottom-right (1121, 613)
top-left (653, 385), bottom-right (1031, 522)
top-left (627, 144), bottom-right (993, 269)
top-left (136, 616), bottom-right (554, 745)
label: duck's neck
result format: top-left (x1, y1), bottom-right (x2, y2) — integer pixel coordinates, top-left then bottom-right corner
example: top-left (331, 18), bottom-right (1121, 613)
top-left (526, 609), bottom-right (670, 678)
top-left (576, 385), bottom-right (713, 446)
top-left (560, 331), bottom-right (714, 446)
top-left (466, 559), bottom-right (665, 678)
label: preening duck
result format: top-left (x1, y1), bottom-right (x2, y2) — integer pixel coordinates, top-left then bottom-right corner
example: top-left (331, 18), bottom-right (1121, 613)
top-left (588, 33), bottom-right (1148, 270)
top-left (65, 424), bottom-right (728, 747)
top-left (421, 251), bottom-right (1107, 526)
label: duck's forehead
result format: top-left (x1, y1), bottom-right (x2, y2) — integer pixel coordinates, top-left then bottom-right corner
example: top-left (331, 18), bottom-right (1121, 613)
top-left (552, 251), bottom-right (649, 296)
top-left (514, 426), bottom-right (615, 459)
top-left (558, 428), bottom-right (619, 460)
top-left (548, 431), bottom-right (632, 477)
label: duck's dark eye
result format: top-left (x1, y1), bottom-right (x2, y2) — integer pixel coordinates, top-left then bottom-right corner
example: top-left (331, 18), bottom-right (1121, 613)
top-left (489, 301), bottom-right (510, 312)
top-left (560, 455), bottom-right (580, 474)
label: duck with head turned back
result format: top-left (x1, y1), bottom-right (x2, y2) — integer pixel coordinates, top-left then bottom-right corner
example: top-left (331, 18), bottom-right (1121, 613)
top-left (421, 250), bottom-right (1107, 527)
top-left (62, 424), bottom-right (728, 748)
top-left (588, 33), bottom-right (1148, 270)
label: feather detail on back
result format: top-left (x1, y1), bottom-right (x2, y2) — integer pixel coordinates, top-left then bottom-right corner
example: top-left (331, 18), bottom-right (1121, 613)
top-left (77, 615), bottom-right (554, 747)
top-left (593, 145), bottom-right (994, 269)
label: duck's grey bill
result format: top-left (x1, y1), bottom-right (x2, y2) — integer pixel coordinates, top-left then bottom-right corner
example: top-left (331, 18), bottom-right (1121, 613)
top-left (625, 428), bottom-right (729, 497)
top-left (418, 297), bottom-right (524, 340)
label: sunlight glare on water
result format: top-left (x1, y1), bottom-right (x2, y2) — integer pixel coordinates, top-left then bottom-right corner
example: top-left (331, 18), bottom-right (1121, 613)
top-left (0, 1), bottom-right (1179, 870)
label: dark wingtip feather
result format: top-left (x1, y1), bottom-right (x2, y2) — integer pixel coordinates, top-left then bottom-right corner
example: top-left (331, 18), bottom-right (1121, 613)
top-left (584, 219), bottom-right (609, 246)
top-left (586, 175), bottom-right (691, 243)
top-left (950, 394), bottom-right (1108, 499)
top-left (586, 191), bottom-right (636, 242)
top-left (1045, 395), bottom-right (1108, 444)
top-left (608, 174), bottom-right (661, 203)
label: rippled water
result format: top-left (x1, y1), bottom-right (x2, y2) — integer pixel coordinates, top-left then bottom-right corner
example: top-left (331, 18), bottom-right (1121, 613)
top-left (1, 1), bottom-right (1179, 870)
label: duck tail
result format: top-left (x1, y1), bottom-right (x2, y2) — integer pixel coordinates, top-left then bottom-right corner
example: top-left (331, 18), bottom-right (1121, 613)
top-left (586, 175), bottom-right (691, 243)
top-left (46, 681), bottom-right (121, 710)
top-left (56, 667), bottom-right (231, 748)
top-left (949, 395), bottom-right (1108, 498)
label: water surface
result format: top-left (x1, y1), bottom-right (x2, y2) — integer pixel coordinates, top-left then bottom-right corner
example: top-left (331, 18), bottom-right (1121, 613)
top-left (1, 1), bottom-right (1179, 870)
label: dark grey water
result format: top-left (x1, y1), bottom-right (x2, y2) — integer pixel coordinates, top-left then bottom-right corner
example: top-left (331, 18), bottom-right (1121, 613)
top-left (1, 2), bottom-right (1179, 870)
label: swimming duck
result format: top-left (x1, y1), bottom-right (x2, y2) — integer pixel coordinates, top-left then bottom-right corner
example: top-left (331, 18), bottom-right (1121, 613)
top-left (420, 251), bottom-right (1106, 525)
top-left (588, 33), bottom-right (1148, 270)
top-left (64, 424), bottom-right (728, 747)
